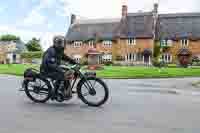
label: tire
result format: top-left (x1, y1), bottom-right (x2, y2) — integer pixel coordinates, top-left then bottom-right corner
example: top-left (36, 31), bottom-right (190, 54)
top-left (77, 77), bottom-right (109, 107)
top-left (24, 78), bottom-right (52, 103)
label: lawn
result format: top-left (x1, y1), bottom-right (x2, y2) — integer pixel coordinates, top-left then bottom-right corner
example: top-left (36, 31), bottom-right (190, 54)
top-left (0, 64), bottom-right (39, 76)
top-left (96, 66), bottom-right (200, 78)
top-left (1, 64), bottom-right (200, 78)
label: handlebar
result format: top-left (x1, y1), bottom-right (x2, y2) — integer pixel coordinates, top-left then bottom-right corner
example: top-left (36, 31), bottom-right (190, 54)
top-left (59, 64), bottom-right (81, 71)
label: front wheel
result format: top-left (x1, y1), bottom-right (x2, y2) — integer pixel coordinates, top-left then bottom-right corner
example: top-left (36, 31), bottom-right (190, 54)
top-left (77, 77), bottom-right (109, 107)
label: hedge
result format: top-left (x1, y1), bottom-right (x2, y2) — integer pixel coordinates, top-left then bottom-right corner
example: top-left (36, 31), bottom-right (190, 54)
top-left (21, 51), bottom-right (43, 59)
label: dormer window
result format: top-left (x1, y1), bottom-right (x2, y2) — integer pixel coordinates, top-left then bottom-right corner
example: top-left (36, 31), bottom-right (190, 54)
top-left (128, 38), bottom-right (136, 45)
top-left (181, 39), bottom-right (189, 47)
top-left (73, 41), bottom-right (82, 48)
top-left (160, 39), bottom-right (173, 47)
top-left (103, 40), bottom-right (112, 48)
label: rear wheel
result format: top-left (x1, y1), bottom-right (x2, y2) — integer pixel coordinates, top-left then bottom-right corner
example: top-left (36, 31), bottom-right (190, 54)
top-left (77, 77), bottom-right (109, 107)
top-left (24, 78), bottom-right (51, 103)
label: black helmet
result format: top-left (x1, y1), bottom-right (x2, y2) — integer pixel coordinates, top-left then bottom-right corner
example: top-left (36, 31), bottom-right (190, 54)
top-left (53, 35), bottom-right (65, 51)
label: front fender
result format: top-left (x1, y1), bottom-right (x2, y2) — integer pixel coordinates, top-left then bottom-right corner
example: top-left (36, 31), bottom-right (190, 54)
top-left (76, 77), bottom-right (97, 97)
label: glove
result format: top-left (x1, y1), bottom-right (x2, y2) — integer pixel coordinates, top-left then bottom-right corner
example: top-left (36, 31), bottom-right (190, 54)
top-left (74, 65), bottom-right (81, 71)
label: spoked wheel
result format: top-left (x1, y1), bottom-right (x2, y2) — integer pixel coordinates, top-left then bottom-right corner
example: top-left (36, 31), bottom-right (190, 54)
top-left (77, 77), bottom-right (109, 107)
top-left (24, 78), bottom-right (51, 103)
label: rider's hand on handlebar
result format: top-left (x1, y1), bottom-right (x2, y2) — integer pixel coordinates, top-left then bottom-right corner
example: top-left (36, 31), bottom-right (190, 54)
top-left (64, 70), bottom-right (74, 80)
top-left (74, 64), bottom-right (81, 71)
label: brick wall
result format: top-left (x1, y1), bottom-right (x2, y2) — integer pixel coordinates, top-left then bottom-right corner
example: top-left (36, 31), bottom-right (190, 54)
top-left (112, 39), bottom-right (154, 61)
top-left (65, 39), bottom-right (154, 65)
top-left (158, 40), bottom-right (200, 63)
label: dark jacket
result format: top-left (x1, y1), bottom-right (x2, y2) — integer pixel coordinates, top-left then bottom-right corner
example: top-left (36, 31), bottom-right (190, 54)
top-left (40, 47), bottom-right (76, 73)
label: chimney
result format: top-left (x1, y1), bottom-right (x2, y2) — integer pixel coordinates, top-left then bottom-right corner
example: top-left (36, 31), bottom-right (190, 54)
top-left (70, 14), bottom-right (76, 24)
top-left (153, 3), bottom-right (158, 13)
top-left (122, 5), bottom-right (128, 18)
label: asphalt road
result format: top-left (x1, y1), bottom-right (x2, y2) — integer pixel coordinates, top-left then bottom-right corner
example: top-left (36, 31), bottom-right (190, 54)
top-left (1, 75), bottom-right (200, 133)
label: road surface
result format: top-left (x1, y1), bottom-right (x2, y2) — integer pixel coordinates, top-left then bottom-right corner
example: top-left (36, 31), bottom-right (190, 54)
top-left (1, 75), bottom-right (200, 133)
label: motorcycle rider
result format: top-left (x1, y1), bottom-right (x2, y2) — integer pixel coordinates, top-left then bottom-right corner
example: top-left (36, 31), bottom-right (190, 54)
top-left (40, 35), bottom-right (78, 99)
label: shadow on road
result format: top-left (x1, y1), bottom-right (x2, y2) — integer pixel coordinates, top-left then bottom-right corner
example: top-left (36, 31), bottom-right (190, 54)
top-left (20, 100), bottom-right (106, 110)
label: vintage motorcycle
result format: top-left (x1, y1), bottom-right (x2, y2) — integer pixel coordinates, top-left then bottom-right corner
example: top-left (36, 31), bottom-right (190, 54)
top-left (20, 64), bottom-right (109, 107)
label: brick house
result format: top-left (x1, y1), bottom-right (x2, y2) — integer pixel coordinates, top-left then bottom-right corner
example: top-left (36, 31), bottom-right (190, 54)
top-left (0, 40), bottom-right (25, 64)
top-left (65, 4), bottom-right (200, 66)
top-left (157, 13), bottom-right (200, 65)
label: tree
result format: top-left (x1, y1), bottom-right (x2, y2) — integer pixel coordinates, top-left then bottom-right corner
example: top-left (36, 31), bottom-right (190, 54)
top-left (25, 38), bottom-right (42, 52)
top-left (153, 41), bottom-right (161, 58)
top-left (152, 41), bottom-right (161, 66)
top-left (0, 34), bottom-right (20, 41)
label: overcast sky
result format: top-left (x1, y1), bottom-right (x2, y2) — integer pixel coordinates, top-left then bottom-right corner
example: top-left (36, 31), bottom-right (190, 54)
top-left (0, 0), bottom-right (199, 50)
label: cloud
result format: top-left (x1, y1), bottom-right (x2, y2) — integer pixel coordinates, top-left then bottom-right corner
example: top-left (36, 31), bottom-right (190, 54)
top-left (158, 0), bottom-right (200, 13)
top-left (47, 23), bottom-right (53, 29)
top-left (22, 0), bottom-right (68, 27)
top-left (0, 7), bottom-right (5, 13)
top-left (23, 10), bottom-right (46, 26)
top-left (22, 0), bottom-right (56, 27)
top-left (63, 0), bottom-right (122, 19)
top-left (56, 10), bottom-right (66, 17)
top-left (36, 0), bottom-right (57, 10)
top-left (0, 24), bottom-right (64, 50)
top-left (58, 0), bottom-right (200, 19)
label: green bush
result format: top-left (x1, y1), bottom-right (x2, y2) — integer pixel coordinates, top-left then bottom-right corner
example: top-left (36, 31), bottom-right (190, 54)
top-left (167, 64), bottom-right (177, 68)
top-left (152, 58), bottom-right (160, 67)
top-left (0, 34), bottom-right (20, 41)
top-left (80, 57), bottom-right (88, 65)
top-left (21, 51), bottom-right (43, 59)
top-left (104, 61), bottom-right (113, 66)
top-left (153, 42), bottom-right (161, 58)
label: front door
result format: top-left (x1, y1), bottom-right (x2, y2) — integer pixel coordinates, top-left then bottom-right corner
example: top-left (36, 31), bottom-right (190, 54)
top-left (178, 55), bottom-right (190, 67)
top-left (88, 55), bottom-right (99, 65)
top-left (144, 55), bottom-right (150, 63)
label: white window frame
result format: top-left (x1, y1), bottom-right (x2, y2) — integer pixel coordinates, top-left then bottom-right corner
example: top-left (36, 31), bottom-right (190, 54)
top-left (161, 39), bottom-right (173, 47)
top-left (88, 40), bottom-right (94, 48)
top-left (162, 53), bottom-right (172, 63)
top-left (167, 40), bottom-right (173, 46)
top-left (102, 54), bottom-right (112, 62)
top-left (181, 39), bottom-right (189, 47)
top-left (103, 40), bottom-right (112, 48)
top-left (73, 55), bottom-right (82, 63)
top-left (73, 41), bottom-right (82, 48)
top-left (128, 38), bottom-right (136, 45)
top-left (75, 58), bottom-right (80, 63)
top-left (127, 53), bottom-right (136, 62)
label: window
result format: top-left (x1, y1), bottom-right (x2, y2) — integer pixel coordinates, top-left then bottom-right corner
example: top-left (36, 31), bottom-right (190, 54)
top-left (127, 53), bottom-right (135, 61)
top-left (167, 40), bottom-right (173, 46)
top-left (128, 38), bottom-right (136, 45)
top-left (136, 53), bottom-right (143, 61)
top-left (75, 58), bottom-right (80, 63)
top-left (102, 54), bottom-right (112, 62)
top-left (181, 39), bottom-right (189, 47)
top-left (162, 54), bottom-right (172, 63)
top-left (88, 41), bottom-right (94, 48)
top-left (103, 41), bottom-right (112, 48)
top-left (161, 40), bottom-right (167, 46)
top-left (73, 41), bottom-right (82, 48)
top-left (73, 55), bottom-right (82, 63)
top-left (161, 39), bottom-right (173, 47)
